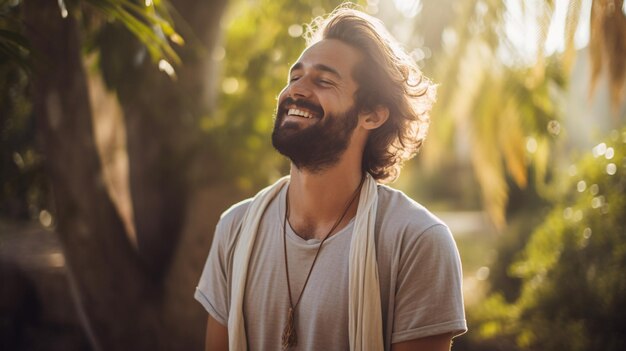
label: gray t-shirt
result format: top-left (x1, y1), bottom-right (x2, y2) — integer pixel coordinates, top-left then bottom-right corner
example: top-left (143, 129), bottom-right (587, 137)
top-left (195, 184), bottom-right (467, 350)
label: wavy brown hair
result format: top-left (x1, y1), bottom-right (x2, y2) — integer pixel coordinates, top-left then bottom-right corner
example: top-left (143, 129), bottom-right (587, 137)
top-left (305, 6), bottom-right (436, 183)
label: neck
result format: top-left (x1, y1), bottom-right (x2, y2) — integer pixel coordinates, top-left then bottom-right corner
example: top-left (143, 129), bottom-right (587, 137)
top-left (287, 158), bottom-right (365, 240)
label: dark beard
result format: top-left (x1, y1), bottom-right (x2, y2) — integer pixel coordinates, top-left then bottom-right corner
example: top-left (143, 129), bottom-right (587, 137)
top-left (271, 98), bottom-right (359, 172)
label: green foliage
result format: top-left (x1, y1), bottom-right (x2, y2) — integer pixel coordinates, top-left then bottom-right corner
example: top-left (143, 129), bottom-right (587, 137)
top-left (0, 1), bottom-right (31, 72)
top-left (0, 2), bottom-right (43, 218)
top-left (0, 28), bottom-right (30, 71)
top-left (83, 0), bottom-right (183, 66)
top-left (1, 0), bottom-right (181, 71)
top-left (473, 129), bottom-right (626, 350)
top-left (0, 59), bottom-right (45, 219)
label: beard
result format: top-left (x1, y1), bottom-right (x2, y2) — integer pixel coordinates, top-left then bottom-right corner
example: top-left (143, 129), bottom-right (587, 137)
top-left (271, 97), bottom-right (359, 172)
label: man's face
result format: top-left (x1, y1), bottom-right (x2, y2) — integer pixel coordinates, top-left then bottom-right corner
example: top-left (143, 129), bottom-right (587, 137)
top-left (272, 39), bottom-right (363, 172)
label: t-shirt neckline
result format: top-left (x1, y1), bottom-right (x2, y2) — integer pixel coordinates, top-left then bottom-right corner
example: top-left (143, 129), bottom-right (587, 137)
top-left (276, 184), bottom-right (356, 246)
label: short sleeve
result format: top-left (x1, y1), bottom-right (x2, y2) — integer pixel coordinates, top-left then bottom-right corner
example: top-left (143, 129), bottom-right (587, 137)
top-left (194, 217), bottom-right (235, 326)
top-left (391, 224), bottom-right (467, 343)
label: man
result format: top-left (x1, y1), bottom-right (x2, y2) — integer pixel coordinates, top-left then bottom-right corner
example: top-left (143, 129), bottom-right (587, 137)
top-left (195, 6), bottom-right (466, 351)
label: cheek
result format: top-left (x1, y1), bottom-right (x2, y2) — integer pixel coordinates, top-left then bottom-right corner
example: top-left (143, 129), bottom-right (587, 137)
top-left (324, 95), bottom-right (352, 114)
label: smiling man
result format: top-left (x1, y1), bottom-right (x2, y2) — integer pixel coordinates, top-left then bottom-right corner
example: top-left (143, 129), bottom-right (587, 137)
top-left (195, 6), bottom-right (467, 351)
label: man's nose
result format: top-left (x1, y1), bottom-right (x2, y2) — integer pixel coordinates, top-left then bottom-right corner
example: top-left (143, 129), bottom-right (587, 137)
top-left (286, 77), bottom-right (312, 99)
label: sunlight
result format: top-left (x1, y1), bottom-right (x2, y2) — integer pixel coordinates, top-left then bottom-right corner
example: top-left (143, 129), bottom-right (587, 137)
top-left (500, 0), bottom-right (592, 66)
top-left (158, 59), bottom-right (176, 79)
top-left (38, 210), bottom-right (53, 228)
top-left (212, 46), bottom-right (226, 61)
top-left (86, 56), bottom-right (137, 247)
top-left (222, 77), bottom-right (239, 94)
top-left (57, 0), bottom-right (68, 18)
top-left (47, 252), bottom-right (65, 268)
top-left (526, 136), bottom-right (538, 153)
top-left (392, 0), bottom-right (422, 18)
top-left (366, 0), bottom-right (379, 15)
top-left (288, 24), bottom-right (304, 37)
top-left (606, 163), bottom-right (617, 175)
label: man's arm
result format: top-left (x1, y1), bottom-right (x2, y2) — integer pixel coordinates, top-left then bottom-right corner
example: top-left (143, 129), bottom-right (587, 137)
top-left (205, 315), bottom-right (228, 351)
top-left (391, 333), bottom-right (453, 351)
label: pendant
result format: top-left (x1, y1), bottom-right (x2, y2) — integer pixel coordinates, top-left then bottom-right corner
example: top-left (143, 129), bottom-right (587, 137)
top-left (281, 307), bottom-right (297, 349)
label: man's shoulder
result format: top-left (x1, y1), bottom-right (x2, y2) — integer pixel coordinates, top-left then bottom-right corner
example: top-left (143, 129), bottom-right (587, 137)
top-left (375, 185), bottom-right (458, 267)
top-left (209, 197), bottom-right (255, 253)
top-left (218, 197), bottom-right (253, 230)
top-left (376, 184), bottom-right (447, 236)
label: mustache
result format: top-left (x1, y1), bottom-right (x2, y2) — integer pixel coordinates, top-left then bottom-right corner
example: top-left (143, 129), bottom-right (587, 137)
top-left (278, 97), bottom-right (324, 117)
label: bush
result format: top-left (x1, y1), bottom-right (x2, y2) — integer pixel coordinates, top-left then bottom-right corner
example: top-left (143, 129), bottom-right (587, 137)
top-left (473, 129), bottom-right (626, 351)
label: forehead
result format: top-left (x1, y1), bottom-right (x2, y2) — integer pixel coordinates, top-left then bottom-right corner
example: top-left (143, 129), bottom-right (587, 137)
top-left (292, 39), bottom-right (362, 80)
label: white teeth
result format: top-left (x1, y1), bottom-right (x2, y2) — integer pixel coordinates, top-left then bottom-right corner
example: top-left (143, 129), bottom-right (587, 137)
top-left (287, 108), bottom-right (314, 119)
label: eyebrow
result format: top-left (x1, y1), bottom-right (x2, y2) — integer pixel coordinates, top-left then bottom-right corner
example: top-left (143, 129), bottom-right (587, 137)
top-left (290, 62), bottom-right (342, 79)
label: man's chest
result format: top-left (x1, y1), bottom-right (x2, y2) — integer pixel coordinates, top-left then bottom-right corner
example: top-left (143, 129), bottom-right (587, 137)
top-left (241, 226), bottom-right (352, 350)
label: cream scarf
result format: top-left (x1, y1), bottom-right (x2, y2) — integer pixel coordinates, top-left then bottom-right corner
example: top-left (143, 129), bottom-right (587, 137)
top-left (228, 174), bottom-right (383, 350)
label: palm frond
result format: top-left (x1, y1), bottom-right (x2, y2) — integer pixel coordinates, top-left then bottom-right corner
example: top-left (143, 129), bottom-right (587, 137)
top-left (84, 0), bottom-right (182, 66)
top-left (563, 0), bottom-right (582, 72)
top-left (0, 0), bottom-right (31, 71)
top-left (0, 0), bottom-right (183, 75)
top-left (589, 0), bottom-right (626, 113)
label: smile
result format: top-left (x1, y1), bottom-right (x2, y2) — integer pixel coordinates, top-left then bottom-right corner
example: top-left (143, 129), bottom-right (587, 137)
top-left (287, 108), bottom-right (318, 119)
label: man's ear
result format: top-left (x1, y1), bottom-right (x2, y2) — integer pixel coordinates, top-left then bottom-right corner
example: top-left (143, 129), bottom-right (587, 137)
top-left (359, 105), bottom-right (389, 130)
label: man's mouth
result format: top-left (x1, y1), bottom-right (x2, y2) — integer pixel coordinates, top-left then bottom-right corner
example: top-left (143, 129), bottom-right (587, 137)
top-left (279, 98), bottom-right (324, 120)
top-left (287, 108), bottom-right (318, 119)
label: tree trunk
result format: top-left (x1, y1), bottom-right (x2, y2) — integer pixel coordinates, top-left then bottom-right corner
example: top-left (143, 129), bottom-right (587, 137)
top-left (110, 0), bottom-right (229, 279)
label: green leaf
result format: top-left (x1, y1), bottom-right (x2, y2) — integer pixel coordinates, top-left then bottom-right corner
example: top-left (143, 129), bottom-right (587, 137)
top-left (84, 0), bottom-right (182, 66)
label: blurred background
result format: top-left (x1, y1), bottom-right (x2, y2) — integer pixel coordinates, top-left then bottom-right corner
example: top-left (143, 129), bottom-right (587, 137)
top-left (1, 0), bottom-right (625, 350)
